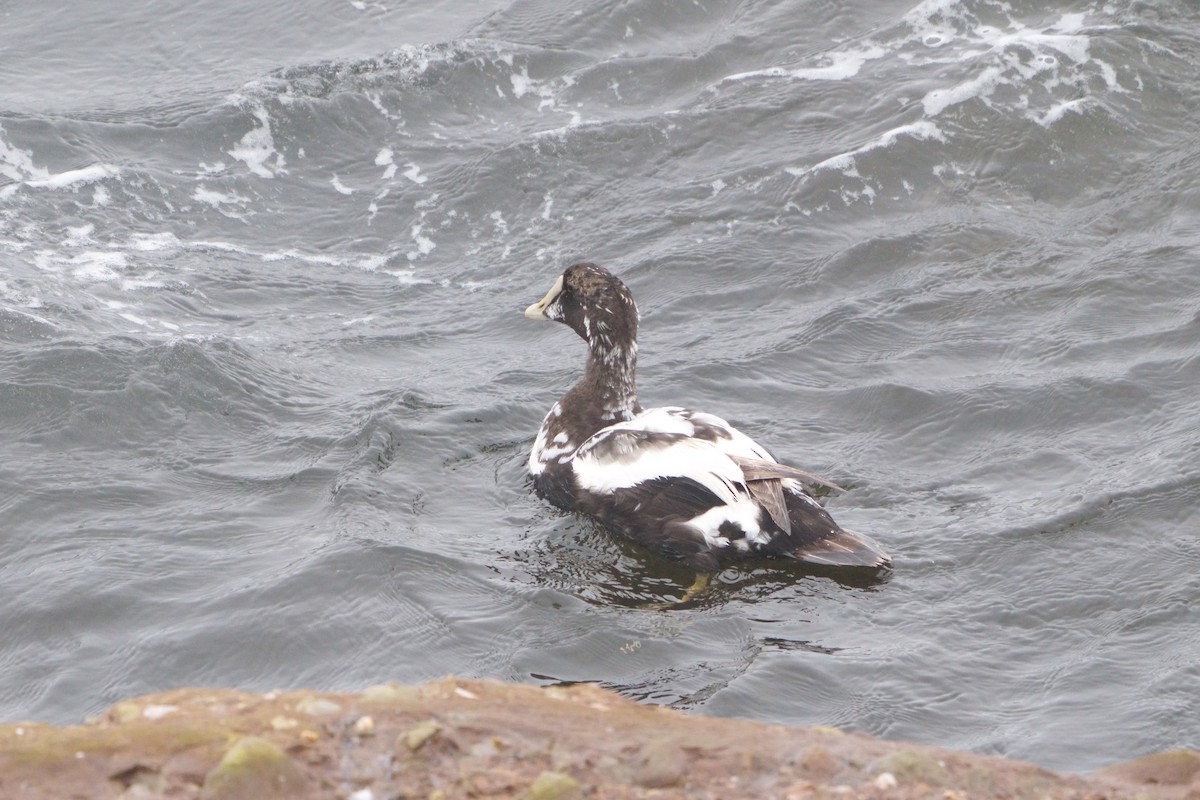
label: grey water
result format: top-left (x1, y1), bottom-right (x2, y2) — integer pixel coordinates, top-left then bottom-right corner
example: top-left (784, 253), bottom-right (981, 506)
top-left (3, 0), bottom-right (1199, 775)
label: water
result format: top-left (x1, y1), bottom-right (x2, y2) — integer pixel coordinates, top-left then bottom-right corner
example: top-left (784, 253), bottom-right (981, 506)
top-left (3, 0), bottom-right (1199, 775)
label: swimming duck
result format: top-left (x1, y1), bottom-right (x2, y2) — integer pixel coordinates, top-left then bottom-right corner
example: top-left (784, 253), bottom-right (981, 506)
top-left (524, 263), bottom-right (889, 573)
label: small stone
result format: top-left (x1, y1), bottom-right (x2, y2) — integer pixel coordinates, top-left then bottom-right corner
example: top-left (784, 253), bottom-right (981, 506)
top-left (199, 736), bottom-right (308, 800)
top-left (633, 739), bottom-right (684, 788)
top-left (348, 789), bottom-right (374, 800)
top-left (353, 715), bottom-right (376, 736)
top-left (402, 720), bottom-right (441, 752)
top-left (295, 696), bottom-right (342, 716)
top-left (873, 772), bottom-right (898, 790)
top-left (270, 716), bottom-right (298, 731)
top-left (526, 770), bottom-right (581, 800)
top-left (142, 704), bottom-right (179, 720)
top-left (454, 687), bottom-right (478, 700)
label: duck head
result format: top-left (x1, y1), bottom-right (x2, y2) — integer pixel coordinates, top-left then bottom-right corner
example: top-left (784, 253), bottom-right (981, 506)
top-left (524, 262), bottom-right (639, 352)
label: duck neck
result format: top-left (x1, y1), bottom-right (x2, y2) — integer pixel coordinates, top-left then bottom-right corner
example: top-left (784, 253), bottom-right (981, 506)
top-left (570, 338), bottom-right (639, 428)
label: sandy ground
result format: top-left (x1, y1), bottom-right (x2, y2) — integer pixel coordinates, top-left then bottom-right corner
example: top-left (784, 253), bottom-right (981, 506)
top-left (1, 677), bottom-right (1197, 799)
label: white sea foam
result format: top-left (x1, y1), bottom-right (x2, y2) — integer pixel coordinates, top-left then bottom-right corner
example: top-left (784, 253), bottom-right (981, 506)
top-left (192, 185), bottom-right (251, 211)
top-left (723, 44), bottom-right (888, 84)
top-left (330, 174), bottom-right (354, 195)
top-left (0, 124), bottom-right (50, 183)
top-left (128, 232), bottom-right (182, 252)
top-left (25, 164), bottom-right (118, 190)
top-left (374, 147), bottom-right (397, 180)
top-left (902, 6), bottom-right (1115, 124)
top-left (402, 163), bottom-right (427, 184)
top-left (65, 223), bottom-right (96, 247)
top-left (788, 120), bottom-right (945, 179)
top-left (408, 223), bottom-right (435, 260)
top-left (229, 105), bottom-right (286, 178)
top-left (1032, 98), bottom-right (1089, 127)
top-left (69, 251), bottom-right (128, 282)
top-left (731, 5), bottom-right (1117, 140)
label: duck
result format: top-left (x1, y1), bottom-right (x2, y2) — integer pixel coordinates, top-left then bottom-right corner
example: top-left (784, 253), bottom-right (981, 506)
top-left (524, 263), bottom-right (889, 574)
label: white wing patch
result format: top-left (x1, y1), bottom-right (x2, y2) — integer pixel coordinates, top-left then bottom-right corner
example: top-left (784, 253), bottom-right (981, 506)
top-left (572, 434), bottom-right (743, 506)
top-left (529, 402), bottom-right (572, 475)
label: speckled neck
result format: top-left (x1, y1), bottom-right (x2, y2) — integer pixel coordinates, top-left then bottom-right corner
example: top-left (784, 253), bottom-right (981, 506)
top-left (584, 337), bottom-right (639, 423)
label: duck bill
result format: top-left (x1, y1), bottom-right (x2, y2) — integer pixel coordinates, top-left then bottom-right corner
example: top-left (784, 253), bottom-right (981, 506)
top-left (524, 274), bottom-right (563, 320)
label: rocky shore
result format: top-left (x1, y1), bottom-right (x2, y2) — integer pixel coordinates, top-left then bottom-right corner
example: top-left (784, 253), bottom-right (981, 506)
top-left (1, 677), bottom-right (1196, 799)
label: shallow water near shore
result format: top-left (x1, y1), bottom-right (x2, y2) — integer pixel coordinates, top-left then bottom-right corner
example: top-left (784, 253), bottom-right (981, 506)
top-left (3, 0), bottom-right (1200, 774)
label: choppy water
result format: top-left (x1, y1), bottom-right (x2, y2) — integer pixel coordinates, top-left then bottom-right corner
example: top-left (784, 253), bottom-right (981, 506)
top-left (3, 0), bottom-right (1200, 774)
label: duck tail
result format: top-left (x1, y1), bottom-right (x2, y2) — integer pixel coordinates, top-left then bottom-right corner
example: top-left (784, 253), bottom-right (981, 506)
top-left (792, 528), bottom-right (890, 568)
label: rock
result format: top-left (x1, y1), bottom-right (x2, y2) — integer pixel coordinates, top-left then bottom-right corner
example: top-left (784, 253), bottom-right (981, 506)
top-left (872, 771), bottom-right (898, 790)
top-left (526, 770), bottom-right (581, 800)
top-left (111, 702), bottom-right (142, 724)
top-left (141, 705), bottom-right (179, 721)
top-left (199, 736), bottom-right (308, 800)
top-left (400, 720), bottom-right (441, 752)
top-left (632, 738), bottom-right (685, 788)
top-left (353, 716), bottom-right (376, 736)
top-left (294, 696), bottom-right (342, 716)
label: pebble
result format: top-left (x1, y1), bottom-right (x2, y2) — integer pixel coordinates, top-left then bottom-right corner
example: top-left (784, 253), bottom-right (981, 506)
top-left (401, 720), bottom-right (441, 752)
top-left (142, 704), bottom-right (179, 720)
top-left (873, 772), bottom-right (898, 790)
top-left (295, 696), bottom-right (342, 716)
top-left (527, 770), bottom-right (581, 800)
top-left (633, 739), bottom-right (684, 788)
top-left (353, 716), bottom-right (376, 736)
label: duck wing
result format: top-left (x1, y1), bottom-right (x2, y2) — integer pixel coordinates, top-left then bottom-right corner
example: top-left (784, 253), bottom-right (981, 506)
top-left (726, 455), bottom-right (848, 535)
top-left (726, 455), bottom-right (846, 493)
